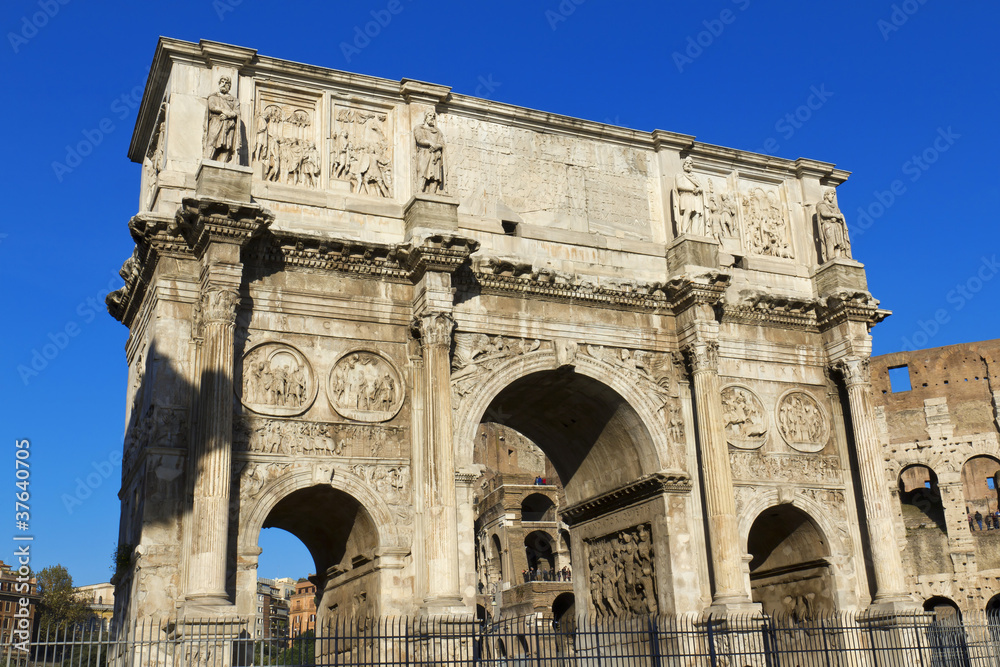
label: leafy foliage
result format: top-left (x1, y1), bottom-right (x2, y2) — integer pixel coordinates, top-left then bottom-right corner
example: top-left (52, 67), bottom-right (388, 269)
top-left (36, 565), bottom-right (91, 629)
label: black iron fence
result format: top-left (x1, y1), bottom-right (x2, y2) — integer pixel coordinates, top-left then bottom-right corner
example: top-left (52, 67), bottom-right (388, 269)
top-left (7, 611), bottom-right (1000, 667)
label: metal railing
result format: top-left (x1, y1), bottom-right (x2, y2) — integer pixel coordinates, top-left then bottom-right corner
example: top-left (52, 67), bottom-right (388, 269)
top-left (6, 611), bottom-right (1000, 667)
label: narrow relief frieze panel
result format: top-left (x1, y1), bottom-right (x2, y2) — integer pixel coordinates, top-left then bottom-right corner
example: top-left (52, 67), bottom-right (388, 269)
top-left (251, 87), bottom-right (322, 188)
top-left (238, 343), bottom-right (316, 417)
top-left (730, 451), bottom-right (843, 485)
top-left (586, 523), bottom-right (658, 617)
top-left (234, 416), bottom-right (405, 458)
top-left (775, 389), bottom-right (831, 453)
top-left (328, 350), bottom-right (405, 423)
top-left (331, 103), bottom-right (393, 197)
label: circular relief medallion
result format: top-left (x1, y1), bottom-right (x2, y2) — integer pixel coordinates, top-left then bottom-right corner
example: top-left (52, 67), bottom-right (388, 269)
top-left (238, 343), bottom-right (316, 417)
top-left (328, 350), bottom-right (404, 423)
top-left (721, 384), bottom-right (768, 450)
top-left (776, 389), bottom-right (830, 453)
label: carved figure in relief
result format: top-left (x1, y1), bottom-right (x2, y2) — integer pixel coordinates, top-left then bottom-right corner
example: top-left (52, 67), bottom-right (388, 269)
top-left (816, 188), bottom-right (852, 262)
top-left (329, 352), bottom-right (404, 422)
top-left (414, 111), bottom-right (445, 193)
top-left (241, 345), bottom-right (313, 416)
top-left (586, 524), bottom-right (657, 617)
top-left (204, 77), bottom-right (239, 163)
top-left (330, 109), bottom-right (393, 198)
top-left (673, 158), bottom-right (704, 236)
top-left (777, 391), bottom-right (828, 452)
top-left (742, 187), bottom-right (792, 258)
top-left (721, 386), bottom-right (767, 449)
top-left (719, 191), bottom-right (738, 238)
top-left (251, 105), bottom-right (319, 188)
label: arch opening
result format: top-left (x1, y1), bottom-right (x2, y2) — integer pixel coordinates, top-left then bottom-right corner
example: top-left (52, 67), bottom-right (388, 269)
top-left (262, 485), bottom-right (379, 629)
top-left (898, 464), bottom-right (951, 576)
top-left (471, 368), bottom-right (658, 618)
top-left (747, 505), bottom-right (834, 620)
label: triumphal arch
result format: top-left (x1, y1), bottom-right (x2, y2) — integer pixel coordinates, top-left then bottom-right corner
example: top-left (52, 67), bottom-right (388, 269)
top-left (108, 38), bottom-right (914, 626)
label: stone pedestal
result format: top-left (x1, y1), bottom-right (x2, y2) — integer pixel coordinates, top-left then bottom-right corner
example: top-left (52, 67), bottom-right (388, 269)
top-left (404, 193), bottom-right (460, 238)
top-left (668, 235), bottom-right (720, 277)
top-left (195, 161), bottom-right (253, 203)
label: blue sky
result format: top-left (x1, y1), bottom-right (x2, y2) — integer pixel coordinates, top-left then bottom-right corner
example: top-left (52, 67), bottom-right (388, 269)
top-left (1, 1), bottom-right (997, 586)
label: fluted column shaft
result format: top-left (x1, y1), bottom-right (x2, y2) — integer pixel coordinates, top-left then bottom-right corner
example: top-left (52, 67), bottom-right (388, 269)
top-left (686, 340), bottom-right (749, 606)
top-left (186, 287), bottom-right (239, 603)
top-left (417, 312), bottom-right (463, 608)
top-left (837, 357), bottom-right (910, 603)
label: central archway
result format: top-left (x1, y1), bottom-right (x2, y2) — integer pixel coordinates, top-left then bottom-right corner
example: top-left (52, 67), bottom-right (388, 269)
top-left (463, 356), bottom-right (670, 618)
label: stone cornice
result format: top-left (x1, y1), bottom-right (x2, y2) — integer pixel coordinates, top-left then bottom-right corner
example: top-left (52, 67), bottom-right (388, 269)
top-left (560, 472), bottom-right (692, 525)
top-left (396, 233), bottom-right (480, 280)
top-left (663, 272), bottom-right (731, 314)
top-left (176, 198), bottom-right (274, 259)
top-left (721, 289), bottom-right (819, 331)
top-left (248, 232), bottom-right (411, 281)
top-left (816, 290), bottom-right (888, 330)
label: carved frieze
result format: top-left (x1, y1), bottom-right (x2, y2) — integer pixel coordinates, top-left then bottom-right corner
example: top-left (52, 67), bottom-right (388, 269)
top-left (328, 351), bottom-right (404, 423)
top-left (730, 451), bottom-right (843, 485)
top-left (776, 390), bottom-right (830, 453)
top-left (234, 416), bottom-right (403, 458)
top-left (721, 385), bottom-right (768, 450)
top-left (586, 523), bottom-right (657, 617)
top-left (741, 184), bottom-right (793, 259)
top-left (123, 406), bottom-right (188, 482)
top-left (331, 106), bottom-right (393, 197)
top-left (251, 96), bottom-right (320, 188)
top-left (237, 461), bottom-right (290, 499)
top-left (451, 334), bottom-right (545, 401)
top-left (347, 464), bottom-right (410, 506)
top-left (238, 343), bottom-right (315, 417)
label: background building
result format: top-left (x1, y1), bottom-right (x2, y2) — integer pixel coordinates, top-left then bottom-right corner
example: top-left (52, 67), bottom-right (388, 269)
top-left (289, 579), bottom-right (317, 637)
top-left (872, 339), bottom-right (1000, 615)
top-left (74, 582), bottom-right (115, 623)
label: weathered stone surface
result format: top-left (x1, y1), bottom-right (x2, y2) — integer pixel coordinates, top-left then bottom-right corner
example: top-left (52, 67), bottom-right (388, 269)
top-left (110, 37), bottom-right (903, 626)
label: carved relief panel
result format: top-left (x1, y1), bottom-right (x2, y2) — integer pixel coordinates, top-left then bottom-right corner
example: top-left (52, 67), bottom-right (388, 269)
top-left (238, 343), bottom-right (316, 417)
top-left (330, 104), bottom-right (393, 197)
top-left (328, 351), bottom-right (404, 423)
top-left (721, 385), bottom-right (768, 450)
top-left (738, 181), bottom-right (794, 259)
top-left (251, 87), bottom-right (321, 188)
top-left (776, 389), bottom-right (830, 453)
top-left (235, 417), bottom-right (404, 458)
top-left (585, 523), bottom-right (657, 617)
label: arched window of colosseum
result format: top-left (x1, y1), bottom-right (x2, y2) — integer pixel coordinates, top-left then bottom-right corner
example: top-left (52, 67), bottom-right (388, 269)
top-left (898, 465), bottom-right (947, 532)
top-left (524, 531), bottom-right (555, 578)
top-left (747, 505), bottom-right (834, 620)
top-left (521, 493), bottom-right (555, 522)
top-left (986, 594), bottom-right (1000, 615)
top-left (962, 456), bottom-right (1000, 528)
top-left (491, 533), bottom-right (504, 583)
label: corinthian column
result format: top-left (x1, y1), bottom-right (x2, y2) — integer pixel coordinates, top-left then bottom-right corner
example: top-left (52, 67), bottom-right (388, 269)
top-left (186, 287), bottom-right (240, 607)
top-left (415, 312), bottom-right (464, 610)
top-left (684, 339), bottom-right (751, 609)
top-left (835, 356), bottom-right (912, 606)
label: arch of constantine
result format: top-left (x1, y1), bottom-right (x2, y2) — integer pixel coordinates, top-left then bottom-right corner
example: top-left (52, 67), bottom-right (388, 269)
top-left (108, 38), bottom-right (921, 627)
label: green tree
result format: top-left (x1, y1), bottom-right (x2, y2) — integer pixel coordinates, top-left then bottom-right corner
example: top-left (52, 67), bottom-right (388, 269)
top-left (36, 565), bottom-right (91, 630)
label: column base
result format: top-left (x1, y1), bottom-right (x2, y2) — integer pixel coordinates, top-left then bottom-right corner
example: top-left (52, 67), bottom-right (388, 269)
top-left (182, 594), bottom-right (239, 620)
top-left (707, 597), bottom-right (762, 617)
top-left (865, 596), bottom-right (920, 616)
top-left (420, 595), bottom-right (469, 617)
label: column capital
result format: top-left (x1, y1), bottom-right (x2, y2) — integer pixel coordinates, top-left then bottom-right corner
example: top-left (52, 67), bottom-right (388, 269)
top-left (832, 356), bottom-right (871, 387)
top-left (200, 287), bottom-right (240, 326)
top-left (412, 312), bottom-right (455, 349)
top-left (682, 339), bottom-right (719, 375)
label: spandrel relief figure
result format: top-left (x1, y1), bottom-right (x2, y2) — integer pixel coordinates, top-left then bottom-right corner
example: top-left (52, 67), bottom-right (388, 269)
top-left (816, 188), bottom-right (852, 262)
top-left (329, 351), bottom-right (404, 423)
top-left (586, 524), bottom-right (656, 618)
top-left (204, 76), bottom-right (239, 163)
top-left (414, 111), bottom-right (445, 194)
top-left (673, 157), bottom-right (704, 236)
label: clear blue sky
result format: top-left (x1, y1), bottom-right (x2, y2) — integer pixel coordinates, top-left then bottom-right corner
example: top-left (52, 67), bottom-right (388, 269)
top-left (1, 2), bottom-right (997, 586)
